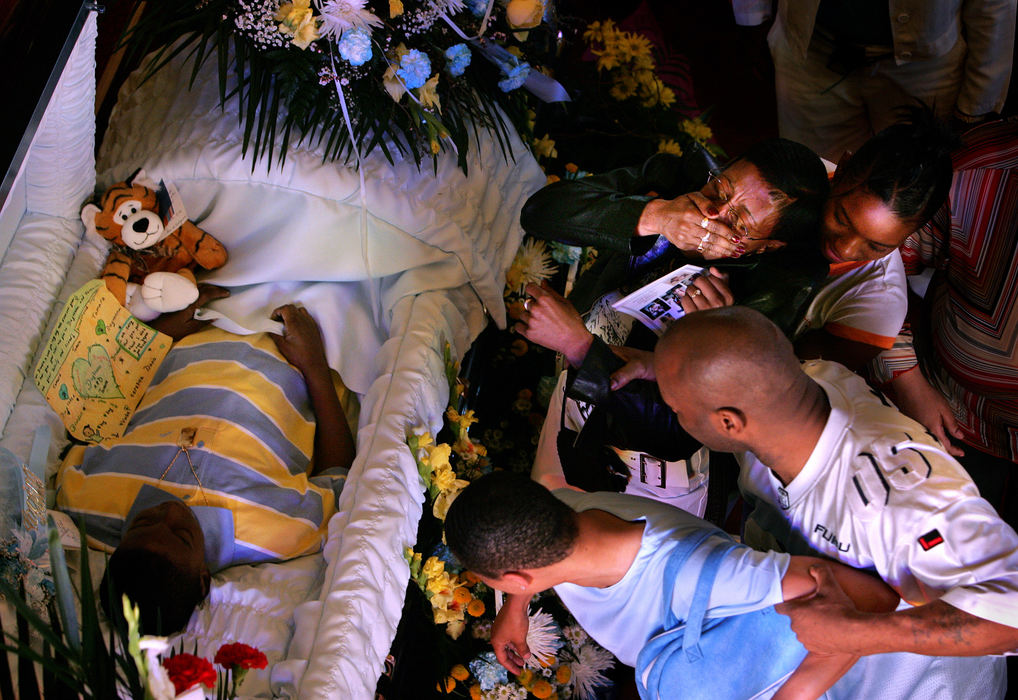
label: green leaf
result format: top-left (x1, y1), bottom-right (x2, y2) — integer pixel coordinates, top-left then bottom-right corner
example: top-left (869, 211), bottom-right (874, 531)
top-left (0, 582), bottom-right (69, 658)
top-left (47, 520), bottom-right (79, 653)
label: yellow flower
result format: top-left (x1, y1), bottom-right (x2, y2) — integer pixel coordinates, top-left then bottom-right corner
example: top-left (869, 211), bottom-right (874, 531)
top-left (531, 133), bottom-right (558, 160)
top-left (467, 598), bottom-right (486, 616)
top-left (436, 676), bottom-right (456, 693)
top-left (658, 85), bottom-right (676, 109)
top-left (389, 0), bottom-right (404, 17)
top-left (422, 555), bottom-right (446, 580)
top-left (609, 76), bottom-right (637, 101)
top-left (469, 684), bottom-right (482, 700)
top-left (432, 463), bottom-right (459, 492)
top-left (446, 408), bottom-right (478, 434)
top-left (409, 430), bottom-right (434, 450)
top-left (510, 338), bottom-right (529, 357)
top-left (526, 108), bottom-right (537, 133)
top-left (658, 139), bottom-right (683, 156)
top-left (582, 20), bottom-right (606, 44)
top-left (433, 487), bottom-right (463, 520)
top-left (428, 442), bottom-right (453, 469)
top-left (518, 669), bottom-right (535, 688)
top-left (532, 679), bottom-right (554, 698)
top-left (383, 44), bottom-right (411, 102)
top-left (506, 0), bottom-right (545, 29)
top-left (681, 118), bottom-right (713, 144)
top-left (545, 174), bottom-right (561, 184)
top-left (417, 74), bottom-right (441, 112)
top-left (429, 577), bottom-right (456, 608)
top-left (433, 606), bottom-right (465, 624)
top-left (556, 665), bottom-right (571, 684)
top-left (446, 618), bottom-right (466, 639)
top-left (564, 162), bottom-right (579, 174)
top-left (453, 587), bottom-right (472, 605)
top-left (275, 0), bottom-right (319, 49)
top-left (596, 50), bottom-right (620, 72)
top-left (450, 664), bottom-right (470, 682)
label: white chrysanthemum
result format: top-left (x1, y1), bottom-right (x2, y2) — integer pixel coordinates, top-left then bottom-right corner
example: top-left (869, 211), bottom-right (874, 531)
top-left (430, 0), bottom-right (466, 14)
top-left (505, 238), bottom-right (556, 295)
top-left (524, 608), bottom-right (563, 669)
top-left (317, 0), bottom-right (382, 39)
top-left (569, 643), bottom-right (614, 700)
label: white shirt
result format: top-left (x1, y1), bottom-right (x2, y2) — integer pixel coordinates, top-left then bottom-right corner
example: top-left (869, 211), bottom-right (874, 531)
top-left (739, 360), bottom-right (1018, 628)
top-left (796, 251), bottom-right (908, 350)
top-left (552, 490), bottom-right (788, 667)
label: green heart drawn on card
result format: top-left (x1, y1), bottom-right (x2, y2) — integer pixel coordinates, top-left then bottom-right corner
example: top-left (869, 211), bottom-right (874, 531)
top-left (95, 319), bottom-right (107, 335)
top-left (58, 384), bottom-right (69, 400)
top-left (71, 345), bottom-right (124, 399)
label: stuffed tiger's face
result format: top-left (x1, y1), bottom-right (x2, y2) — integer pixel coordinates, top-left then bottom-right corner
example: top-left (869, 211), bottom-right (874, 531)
top-left (81, 171), bottom-right (171, 251)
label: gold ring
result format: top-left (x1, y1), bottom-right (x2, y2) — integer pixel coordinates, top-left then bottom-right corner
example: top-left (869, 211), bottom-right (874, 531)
top-left (689, 288), bottom-right (702, 299)
top-left (699, 217), bottom-right (710, 230)
top-left (523, 298), bottom-right (533, 312)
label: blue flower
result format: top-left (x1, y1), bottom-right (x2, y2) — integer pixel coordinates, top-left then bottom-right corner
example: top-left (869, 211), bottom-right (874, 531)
top-left (338, 28), bottom-right (372, 66)
top-left (466, 0), bottom-right (488, 17)
top-left (548, 241), bottom-right (581, 264)
top-left (396, 49), bottom-right (432, 90)
top-left (430, 542), bottom-right (460, 569)
top-left (498, 61), bottom-right (530, 92)
top-left (444, 43), bottom-right (471, 77)
top-left (469, 652), bottom-right (508, 691)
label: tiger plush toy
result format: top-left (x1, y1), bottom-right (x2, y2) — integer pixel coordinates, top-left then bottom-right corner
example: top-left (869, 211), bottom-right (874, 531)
top-left (80, 169), bottom-right (228, 321)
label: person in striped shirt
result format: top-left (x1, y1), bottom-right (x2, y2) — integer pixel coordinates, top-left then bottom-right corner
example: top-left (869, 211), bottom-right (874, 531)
top-left (56, 291), bottom-right (356, 634)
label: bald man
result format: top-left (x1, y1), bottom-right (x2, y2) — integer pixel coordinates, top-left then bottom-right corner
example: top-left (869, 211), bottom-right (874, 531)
top-left (654, 307), bottom-right (1018, 699)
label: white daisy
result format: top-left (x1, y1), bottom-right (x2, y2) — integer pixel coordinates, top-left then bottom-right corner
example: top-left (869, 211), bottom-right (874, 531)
top-left (505, 238), bottom-right (557, 295)
top-left (524, 608), bottom-right (563, 669)
top-left (316, 0), bottom-right (382, 39)
top-left (569, 643), bottom-right (614, 700)
top-left (562, 624), bottom-right (591, 651)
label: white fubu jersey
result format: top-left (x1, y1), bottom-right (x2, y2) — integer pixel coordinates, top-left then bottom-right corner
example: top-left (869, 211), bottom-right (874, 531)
top-left (739, 360), bottom-right (1018, 629)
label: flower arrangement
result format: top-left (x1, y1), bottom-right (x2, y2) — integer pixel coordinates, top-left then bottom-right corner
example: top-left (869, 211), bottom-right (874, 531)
top-left (396, 341), bottom-right (613, 699)
top-left (126, 595), bottom-right (270, 700)
top-left (125, 0), bottom-right (567, 171)
top-left (529, 18), bottom-right (722, 176)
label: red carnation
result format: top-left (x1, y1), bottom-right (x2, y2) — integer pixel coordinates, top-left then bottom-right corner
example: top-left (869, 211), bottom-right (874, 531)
top-left (214, 642), bottom-right (268, 671)
top-left (162, 653), bottom-right (217, 694)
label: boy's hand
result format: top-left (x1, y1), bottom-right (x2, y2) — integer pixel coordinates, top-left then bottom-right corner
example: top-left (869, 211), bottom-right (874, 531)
top-left (491, 598), bottom-right (532, 674)
top-left (149, 284), bottom-right (230, 340)
top-left (269, 304), bottom-right (329, 377)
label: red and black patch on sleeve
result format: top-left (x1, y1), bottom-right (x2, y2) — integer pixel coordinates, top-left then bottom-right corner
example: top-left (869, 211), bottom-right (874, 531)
top-left (918, 529), bottom-right (944, 551)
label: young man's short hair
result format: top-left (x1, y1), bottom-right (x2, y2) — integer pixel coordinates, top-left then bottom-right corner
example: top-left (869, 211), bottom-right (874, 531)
top-left (100, 547), bottom-right (206, 635)
top-left (444, 471), bottom-right (578, 578)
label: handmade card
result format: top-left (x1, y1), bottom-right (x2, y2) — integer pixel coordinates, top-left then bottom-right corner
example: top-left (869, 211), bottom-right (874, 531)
top-left (33, 280), bottom-right (171, 443)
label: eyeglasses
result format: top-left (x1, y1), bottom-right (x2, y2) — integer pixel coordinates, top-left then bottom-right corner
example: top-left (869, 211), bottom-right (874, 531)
top-left (702, 173), bottom-right (768, 240)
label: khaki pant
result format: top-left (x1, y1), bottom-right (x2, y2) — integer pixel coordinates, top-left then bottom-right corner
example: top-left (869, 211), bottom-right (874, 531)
top-left (770, 31), bottom-right (965, 162)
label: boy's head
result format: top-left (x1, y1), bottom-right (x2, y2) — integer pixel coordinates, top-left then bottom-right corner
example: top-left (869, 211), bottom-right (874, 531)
top-left (100, 500), bottom-right (211, 635)
top-left (444, 471), bottom-right (578, 591)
